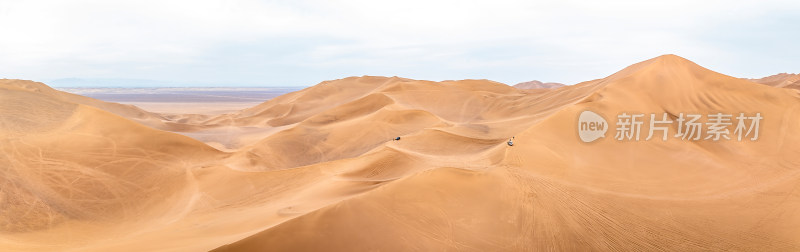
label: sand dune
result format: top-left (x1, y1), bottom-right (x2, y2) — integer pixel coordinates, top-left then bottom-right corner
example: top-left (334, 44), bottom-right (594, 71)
top-left (749, 73), bottom-right (800, 88)
top-left (513, 80), bottom-right (566, 89)
top-left (0, 79), bottom-right (173, 129)
top-left (0, 82), bottom-right (225, 249)
top-left (2, 55), bottom-right (800, 251)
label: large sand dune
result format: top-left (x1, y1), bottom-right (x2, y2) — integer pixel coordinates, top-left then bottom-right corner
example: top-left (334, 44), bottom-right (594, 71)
top-left (1, 55), bottom-right (800, 251)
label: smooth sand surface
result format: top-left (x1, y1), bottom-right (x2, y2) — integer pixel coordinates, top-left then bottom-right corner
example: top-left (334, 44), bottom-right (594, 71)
top-left (2, 55), bottom-right (800, 251)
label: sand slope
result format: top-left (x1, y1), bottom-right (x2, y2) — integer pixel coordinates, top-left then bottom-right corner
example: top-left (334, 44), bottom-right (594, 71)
top-left (0, 79), bottom-right (175, 129)
top-left (214, 55), bottom-right (800, 251)
top-left (0, 82), bottom-right (227, 249)
top-left (2, 55), bottom-right (800, 251)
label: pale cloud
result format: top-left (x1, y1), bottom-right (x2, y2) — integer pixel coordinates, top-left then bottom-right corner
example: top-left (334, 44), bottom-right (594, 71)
top-left (0, 0), bottom-right (798, 86)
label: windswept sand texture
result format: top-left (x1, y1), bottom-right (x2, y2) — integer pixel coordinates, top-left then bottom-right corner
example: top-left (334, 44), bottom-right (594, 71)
top-left (2, 55), bottom-right (800, 251)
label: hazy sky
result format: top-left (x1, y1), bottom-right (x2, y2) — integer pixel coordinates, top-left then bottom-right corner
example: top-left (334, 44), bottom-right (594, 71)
top-left (1, 0), bottom-right (798, 87)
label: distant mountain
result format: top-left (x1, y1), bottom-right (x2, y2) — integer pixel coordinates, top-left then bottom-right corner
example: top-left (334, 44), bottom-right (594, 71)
top-left (512, 80), bottom-right (565, 89)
